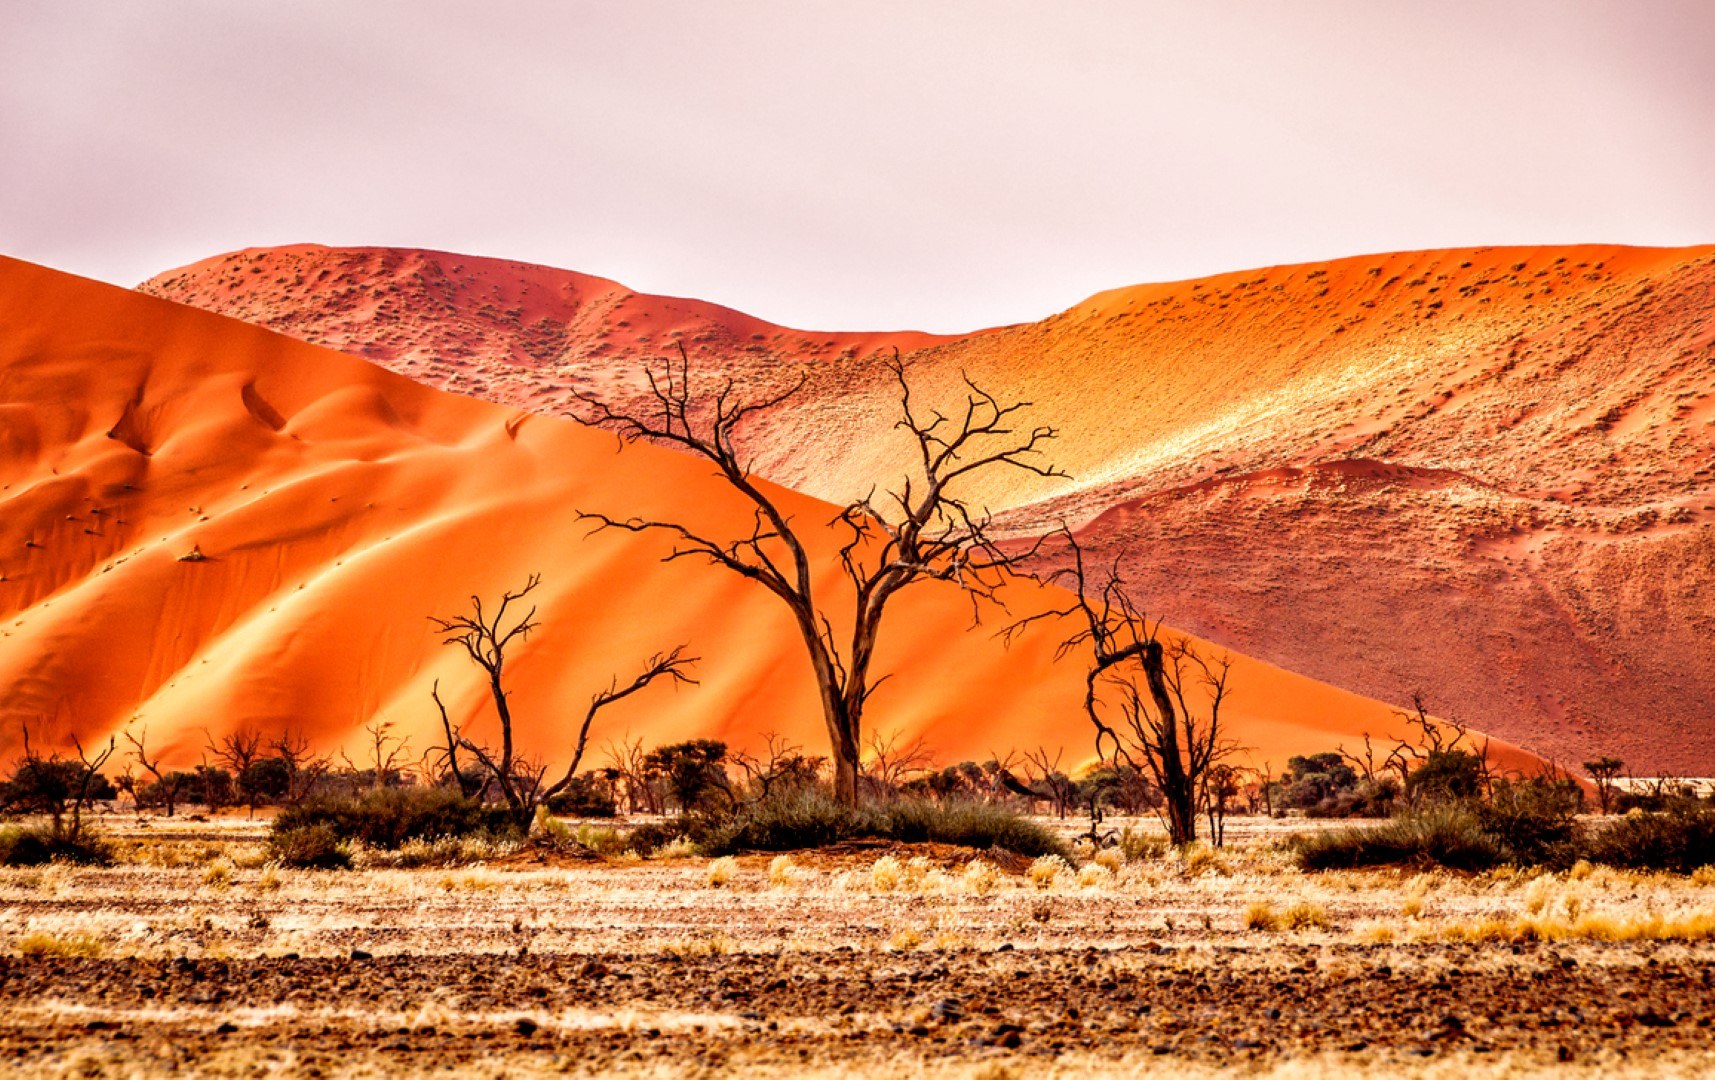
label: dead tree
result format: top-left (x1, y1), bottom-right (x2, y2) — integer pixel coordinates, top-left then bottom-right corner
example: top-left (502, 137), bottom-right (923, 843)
top-left (1022, 746), bottom-right (1078, 819)
top-left (271, 729), bottom-right (328, 806)
top-left (537, 647), bottom-right (697, 808)
top-left (429, 575), bottom-right (694, 826)
top-left (860, 730), bottom-right (936, 797)
top-left (574, 346), bottom-right (1063, 805)
top-left (1009, 527), bottom-right (1238, 845)
top-left (342, 720), bottom-right (413, 789)
top-left (1583, 756), bottom-right (1625, 814)
top-left (9, 725), bottom-right (116, 843)
top-left (124, 727), bottom-right (188, 817)
top-left (205, 727), bottom-right (266, 817)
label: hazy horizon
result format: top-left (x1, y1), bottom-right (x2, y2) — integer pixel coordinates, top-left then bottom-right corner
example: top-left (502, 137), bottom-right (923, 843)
top-left (5, 1), bottom-right (1714, 332)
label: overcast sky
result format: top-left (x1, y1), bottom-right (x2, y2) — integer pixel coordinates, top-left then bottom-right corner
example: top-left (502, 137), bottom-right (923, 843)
top-left (4, 2), bottom-right (1713, 332)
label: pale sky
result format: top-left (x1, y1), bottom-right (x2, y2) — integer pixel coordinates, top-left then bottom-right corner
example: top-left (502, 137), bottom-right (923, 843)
top-left (4, 1), bottom-right (1713, 332)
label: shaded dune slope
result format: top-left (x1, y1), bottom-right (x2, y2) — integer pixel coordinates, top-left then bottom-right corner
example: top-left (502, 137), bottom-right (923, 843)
top-left (145, 244), bottom-right (1715, 772)
top-left (1, 256), bottom-right (1504, 775)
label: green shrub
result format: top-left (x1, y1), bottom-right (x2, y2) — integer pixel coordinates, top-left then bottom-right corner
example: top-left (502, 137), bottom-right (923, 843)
top-left (877, 798), bottom-right (1066, 857)
top-left (699, 792), bottom-right (1068, 858)
top-left (272, 786), bottom-right (515, 849)
top-left (543, 774), bottom-right (617, 818)
top-left (1476, 777), bottom-right (1581, 865)
top-left (1294, 805), bottom-right (1504, 871)
top-left (266, 824), bottom-right (352, 869)
top-left (700, 789), bottom-right (870, 853)
top-left (1580, 807), bottom-right (1715, 873)
top-left (0, 824), bottom-right (111, 867)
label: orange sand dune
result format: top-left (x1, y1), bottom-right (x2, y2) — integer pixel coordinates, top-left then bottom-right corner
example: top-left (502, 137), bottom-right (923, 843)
top-left (3, 255), bottom-right (1530, 779)
top-left (143, 244), bottom-right (1715, 772)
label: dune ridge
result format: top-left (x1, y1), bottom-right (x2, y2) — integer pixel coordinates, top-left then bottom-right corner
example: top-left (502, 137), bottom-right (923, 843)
top-left (0, 254), bottom-right (1513, 778)
top-left (142, 243), bottom-right (1715, 772)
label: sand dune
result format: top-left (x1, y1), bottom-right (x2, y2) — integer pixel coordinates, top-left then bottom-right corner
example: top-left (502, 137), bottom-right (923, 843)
top-left (1, 254), bottom-right (1523, 778)
top-left (142, 243), bottom-right (1715, 771)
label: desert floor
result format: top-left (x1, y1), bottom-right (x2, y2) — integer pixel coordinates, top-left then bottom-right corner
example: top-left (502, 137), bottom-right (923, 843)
top-left (3, 814), bottom-right (1715, 1077)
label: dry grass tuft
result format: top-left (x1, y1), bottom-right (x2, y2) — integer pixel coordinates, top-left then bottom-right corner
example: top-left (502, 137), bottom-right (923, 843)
top-left (767, 854), bottom-right (798, 888)
top-left (1077, 863), bottom-right (1113, 889)
top-left (201, 859), bottom-right (234, 891)
top-left (871, 855), bottom-right (903, 892)
top-left (963, 859), bottom-right (1000, 895)
top-left (1244, 901), bottom-right (1279, 932)
top-left (1281, 901), bottom-right (1331, 930)
top-left (888, 927), bottom-right (923, 952)
top-left (704, 856), bottom-right (739, 888)
top-left (15, 931), bottom-right (104, 958)
top-left (661, 931), bottom-right (736, 958)
top-left (1028, 854), bottom-right (1070, 890)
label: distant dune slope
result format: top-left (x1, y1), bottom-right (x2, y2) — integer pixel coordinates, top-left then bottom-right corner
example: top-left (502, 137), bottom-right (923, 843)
top-left (141, 244), bottom-right (1715, 772)
top-left (1, 255), bottom-right (1491, 775)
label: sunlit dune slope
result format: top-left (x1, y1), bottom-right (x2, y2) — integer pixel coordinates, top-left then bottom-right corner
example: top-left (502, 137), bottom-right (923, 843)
top-left (1, 256), bottom-right (1516, 776)
top-left (142, 243), bottom-right (1715, 772)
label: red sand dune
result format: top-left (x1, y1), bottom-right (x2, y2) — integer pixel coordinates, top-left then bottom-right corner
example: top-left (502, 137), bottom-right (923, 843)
top-left (1, 254), bottom-right (1524, 778)
top-left (143, 243), bottom-right (1715, 773)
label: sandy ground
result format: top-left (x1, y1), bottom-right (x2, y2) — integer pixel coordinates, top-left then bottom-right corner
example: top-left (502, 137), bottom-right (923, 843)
top-left (3, 815), bottom-right (1715, 1076)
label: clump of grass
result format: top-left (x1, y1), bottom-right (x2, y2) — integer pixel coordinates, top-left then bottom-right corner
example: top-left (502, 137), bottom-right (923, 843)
top-left (888, 927), bottom-right (923, 952)
top-left (360, 835), bottom-right (515, 869)
top-left (767, 854), bottom-right (799, 887)
top-left (1119, 826), bottom-right (1169, 862)
top-left (1281, 901), bottom-right (1331, 930)
top-left (1293, 806), bottom-right (1503, 871)
top-left (1028, 854), bottom-right (1071, 890)
top-left (1077, 863), bottom-right (1113, 889)
top-left (963, 859), bottom-right (1000, 895)
top-left (1244, 901), bottom-right (1279, 931)
top-left (1439, 910), bottom-right (1715, 943)
top-left (705, 856), bottom-right (739, 888)
top-left (1181, 843), bottom-right (1229, 876)
top-left (0, 825), bottom-right (110, 867)
top-left (871, 855), bottom-right (903, 892)
top-left (575, 824), bottom-right (630, 857)
top-left (662, 931), bottom-right (735, 958)
top-left (699, 791), bottom-right (1068, 859)
top-left (201, 859), bottom-right (234, 890)
top-left (1092, 848), bottom-right (1125, 873)
top-left (266, 825), bottom-right (352, 870)
top-left (273, 787), bottom-right (516, 851)
top-left (1579, 807), bottom-right (1715, 873)
top-left (15, 931), bottom-right (104, 958)
top-left (1356, 921), bottom-right (1396, 943)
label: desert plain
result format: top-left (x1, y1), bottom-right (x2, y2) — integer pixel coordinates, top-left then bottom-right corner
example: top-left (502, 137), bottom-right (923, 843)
top-left (1, 813), bottom-right (1714, 1078)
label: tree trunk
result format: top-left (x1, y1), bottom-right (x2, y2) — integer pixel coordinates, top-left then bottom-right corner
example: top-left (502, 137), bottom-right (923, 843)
top-left (1142, 641), bottom-right (1197, 846)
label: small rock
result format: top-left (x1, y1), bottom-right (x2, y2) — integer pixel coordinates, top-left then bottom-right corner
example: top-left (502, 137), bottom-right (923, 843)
top-left (931, 998), bottom-right (964, 1023)
top-left (999, 1031), bottom-right (1022, 1049)
top-left (350, 949), bottom-right (373, 961)
top-left (214, 1022), bottom-right (238, 1035)
top-left (514, 1018), bottom-right (539, 1037)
